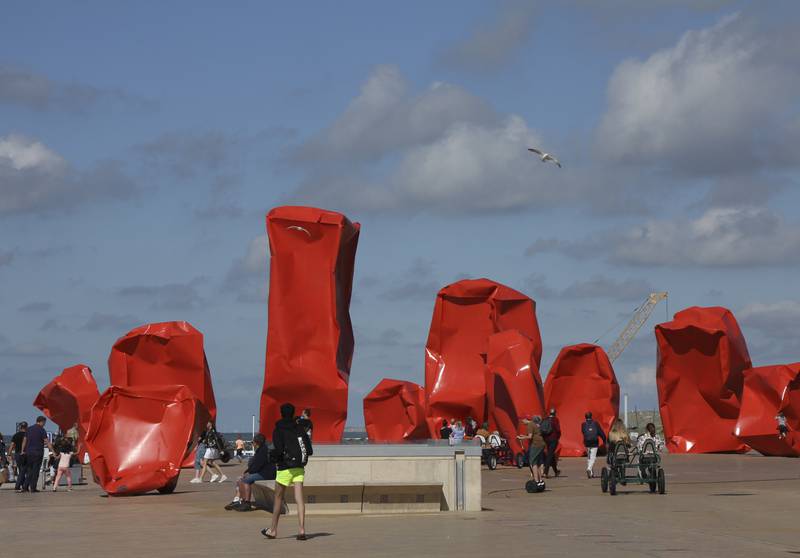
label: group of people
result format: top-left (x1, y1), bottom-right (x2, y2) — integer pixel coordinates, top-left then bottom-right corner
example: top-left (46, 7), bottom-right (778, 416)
top-left (221, 405), bottom-right (313, 541)
top-left (3, 416), bottom-right (78, 493)
top-left (582, 412), bottom-right (665, 478)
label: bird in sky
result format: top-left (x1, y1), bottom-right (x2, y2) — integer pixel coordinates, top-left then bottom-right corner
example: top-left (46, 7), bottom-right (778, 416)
top-left (528, 148), bottom-right (562, 168)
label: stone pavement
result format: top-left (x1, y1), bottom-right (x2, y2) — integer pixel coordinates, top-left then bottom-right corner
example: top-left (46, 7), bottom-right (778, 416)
top-left (3, 452), bottom-right (799, 558)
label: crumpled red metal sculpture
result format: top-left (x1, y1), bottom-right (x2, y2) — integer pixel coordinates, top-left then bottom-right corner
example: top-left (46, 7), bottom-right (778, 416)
top-left (425, 278), bottom-right (542, 435)
top-left (655, 306), bottom-right (750, 453)
top-left (84, 385), bottom-right (209, 495)
top-left (543, 344), bottom-right (619, 457)
top-left (261, 206), bottom-right (360, 442)
top-left (108, 321), bottom-right (217, 421)
top-left (485, 330), bottom-right (545, 455)
top-left (33, 364), bottom-right (99, 450)
top-left (735, 363), bottom-right (800, 457)
top-left (364, 379), bottom-right (428, 442)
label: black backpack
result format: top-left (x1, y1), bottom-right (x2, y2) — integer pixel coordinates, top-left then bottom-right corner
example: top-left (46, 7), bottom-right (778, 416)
top-left (281, 424), bottom-right (313, 468)
top-left (582, 420), bottom-right (598, 444)
top-left (540, 417), bottom-right (553, 436)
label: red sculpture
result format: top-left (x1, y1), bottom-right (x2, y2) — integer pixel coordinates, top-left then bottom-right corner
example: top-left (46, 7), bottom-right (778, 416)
top-left (33, 364), bottom-right (99, 450)
top-left (425, 278), bottom-right (542, 435)
top-left (735, 363), bottom-right (800, 457)
top-left (655, 306), bottom-right (750, 453)
top-left (543, 344), bottom-right (619, 457)
top-left (364, 379), bottom-right (428, 442)
top-left (109, 321), bottom-right (217, 467)
top-left (84, 385), bottom-right (209, 495)
top-left (261, 206), bottom-right (360, 442)
top-left (485, 330), bottom-right (545, 455)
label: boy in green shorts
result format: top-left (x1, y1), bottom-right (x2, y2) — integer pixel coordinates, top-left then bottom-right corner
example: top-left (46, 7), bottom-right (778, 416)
top-left (262, 403), bottom-right (313, 541)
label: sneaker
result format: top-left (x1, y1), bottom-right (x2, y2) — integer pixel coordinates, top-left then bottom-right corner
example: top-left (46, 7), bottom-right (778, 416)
top-left (190, 477), bottom-right (203, 484)
top-left (209, 474), bottom-right (219, 483)
top-left (586, 470), bottom-right (592, 479)
top-left (218, 474), bottom-right (228, 483)
top-left (224, 499), bottom-right (241, 510)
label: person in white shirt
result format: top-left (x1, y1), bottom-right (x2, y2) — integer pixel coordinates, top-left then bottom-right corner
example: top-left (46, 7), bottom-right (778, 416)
top-left (636, 423), bottom-right (665, 453)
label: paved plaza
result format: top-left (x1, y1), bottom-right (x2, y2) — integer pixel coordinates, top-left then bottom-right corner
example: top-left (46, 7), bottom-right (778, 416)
top-left (4, 452), bottom-right (799, 557)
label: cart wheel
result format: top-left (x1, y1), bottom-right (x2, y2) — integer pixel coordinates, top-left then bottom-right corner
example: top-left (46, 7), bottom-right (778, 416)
top-left (608, 470), bottom-right (617, 496)
top-left (515, 453), bottom-right (525, 469)
top-left (648, 466), bottom-right (657, 492)
top-left (488, 454), bottom-right (498, 470)
top-left (600, 467), bottom-right (609, 493)
top-left (157, 476), bottom-right (178, 494)
top-left (657, 468), bottom-right (666, 494)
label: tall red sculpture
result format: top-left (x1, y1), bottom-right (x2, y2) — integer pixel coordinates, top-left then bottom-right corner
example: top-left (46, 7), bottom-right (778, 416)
top-left (33, 364), bottom-right (99, 450)
top-left (543, 344), bottom-right (619, 457)
top-left (655, 306), bottom-right (750, 453)
top-left (109, 321), bottom-right (217, 421)
top-left (85, 385), bottom-right (209, 495)
top-left (364, 379), bottom-right (428, 442)
top-left (485, 330), bottom-right (545, 455)
top-left (425, 279), bottom-right (542, 435)
top-left (735, 364), bottom-right (800, 457)
top-left (261, 206), bottom-right (360, 442)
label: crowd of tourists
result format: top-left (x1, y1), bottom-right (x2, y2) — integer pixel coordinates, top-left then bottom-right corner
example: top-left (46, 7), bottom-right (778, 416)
top-left (2, 416), bottom-right (79, 493)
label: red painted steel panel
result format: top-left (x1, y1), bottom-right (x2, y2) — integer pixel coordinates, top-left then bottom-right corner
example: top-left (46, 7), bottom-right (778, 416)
top-left (364, 379), bottom-right (428, 442)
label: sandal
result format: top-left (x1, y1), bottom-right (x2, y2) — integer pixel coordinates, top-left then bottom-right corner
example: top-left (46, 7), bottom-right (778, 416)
top-left (297, 534), bottom-right (307, 541)
top-left (261, 528), bottom-right (276, 539)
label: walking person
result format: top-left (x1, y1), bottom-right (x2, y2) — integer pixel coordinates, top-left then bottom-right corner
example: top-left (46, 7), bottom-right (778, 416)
top-left (542, 408), bottom-right (561, 478)
top-left (776, 412), bottom-right (789, 439)
top-left (52, 437), bottom-right (75, 491)
top-left (10, 422), bottom-right (28, 491)
top-left (518, 416), bottom-right (545, 485)
top-left (199, 422), bottom-right (227, 483)
top-left (190, 433), bottom-right (207, 484)
top-left (581, 411), bottom-right (607, 479)
top-left (21, 416), bottom-right (55, 492)
top-left (262, 403), bottom-right (313, 541)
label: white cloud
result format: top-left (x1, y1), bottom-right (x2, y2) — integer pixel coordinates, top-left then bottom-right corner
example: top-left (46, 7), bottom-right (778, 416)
top-left (0, 135), bottom-right (65, 170)
top-left (597, 14), bottom-right (800, 176)
top-left (610, 206), bottom-right (800, 266)
top-left (624, 365), bottom-right (657, 390)
top-left (0, 134), bottom-right (136, 215)
top-left (290, 65), bottom-right (497, 165)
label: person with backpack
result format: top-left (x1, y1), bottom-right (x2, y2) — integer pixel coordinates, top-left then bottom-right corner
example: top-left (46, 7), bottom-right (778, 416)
top-left (199, 422), bottom-right (227, 483)
top-left (262, 403), bottom-right (313, 541)
top-left (581, 411), bottom-right (607, 478)
top-left (541, 408), bottom-right (561, 478)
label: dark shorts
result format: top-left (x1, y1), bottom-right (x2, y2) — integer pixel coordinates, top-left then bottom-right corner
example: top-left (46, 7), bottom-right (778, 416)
top-left (242, 473), bottom-right (266, 485)
top-left (528, 445), bottom-right (544, 466)
top-left (779, 425), bottom-right (789, 434)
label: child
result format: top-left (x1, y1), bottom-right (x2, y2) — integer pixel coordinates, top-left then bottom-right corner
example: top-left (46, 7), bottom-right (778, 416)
top-left (776, 412), bottom-right (788, 439)
top-left (53, 437), bottom-right (74, 492)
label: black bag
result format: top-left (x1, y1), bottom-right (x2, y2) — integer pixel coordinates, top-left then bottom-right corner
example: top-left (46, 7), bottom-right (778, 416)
top-left (282, 425), bottom-right (313, 468)
top-left (582, 421), bottom-right (598, 445)
top-left (525, 479), bottom-right (546, 493)
top-left (540, 417), bottom-right (553, 436)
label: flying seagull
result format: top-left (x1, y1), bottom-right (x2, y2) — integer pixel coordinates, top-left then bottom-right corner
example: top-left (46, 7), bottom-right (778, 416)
top-left (287, 225), bottom-right (312, 237)
top-left (528, 148), bottom-right (562, 168)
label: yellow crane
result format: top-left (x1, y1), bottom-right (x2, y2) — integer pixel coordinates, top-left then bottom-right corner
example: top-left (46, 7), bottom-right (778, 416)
top-left (605, 292), bottom-right (668, 363)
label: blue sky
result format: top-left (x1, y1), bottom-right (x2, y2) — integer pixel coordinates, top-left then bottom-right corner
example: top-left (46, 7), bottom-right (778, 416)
top-left (2, 0), bottom-right (799, 432)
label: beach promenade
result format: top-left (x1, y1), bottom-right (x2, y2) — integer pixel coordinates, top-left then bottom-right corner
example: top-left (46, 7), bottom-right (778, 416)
top-left (4, 453), bottom-right (799, 557)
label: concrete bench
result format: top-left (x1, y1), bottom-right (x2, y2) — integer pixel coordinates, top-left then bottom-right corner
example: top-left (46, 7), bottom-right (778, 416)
top-left (251, 480), bottom-right (443, 515)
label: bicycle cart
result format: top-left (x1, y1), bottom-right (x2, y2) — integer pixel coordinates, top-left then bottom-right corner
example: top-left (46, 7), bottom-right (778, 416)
top-left (600, 439), bottom-right (665, 495)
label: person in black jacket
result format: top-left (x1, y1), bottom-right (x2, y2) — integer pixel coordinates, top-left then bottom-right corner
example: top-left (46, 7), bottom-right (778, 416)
top-left (224, 433), bottom-right (275, 511)
top-left (581, 411), bottom-right (607, 479)
top-left (261, 403), bottom-right (313, 541)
